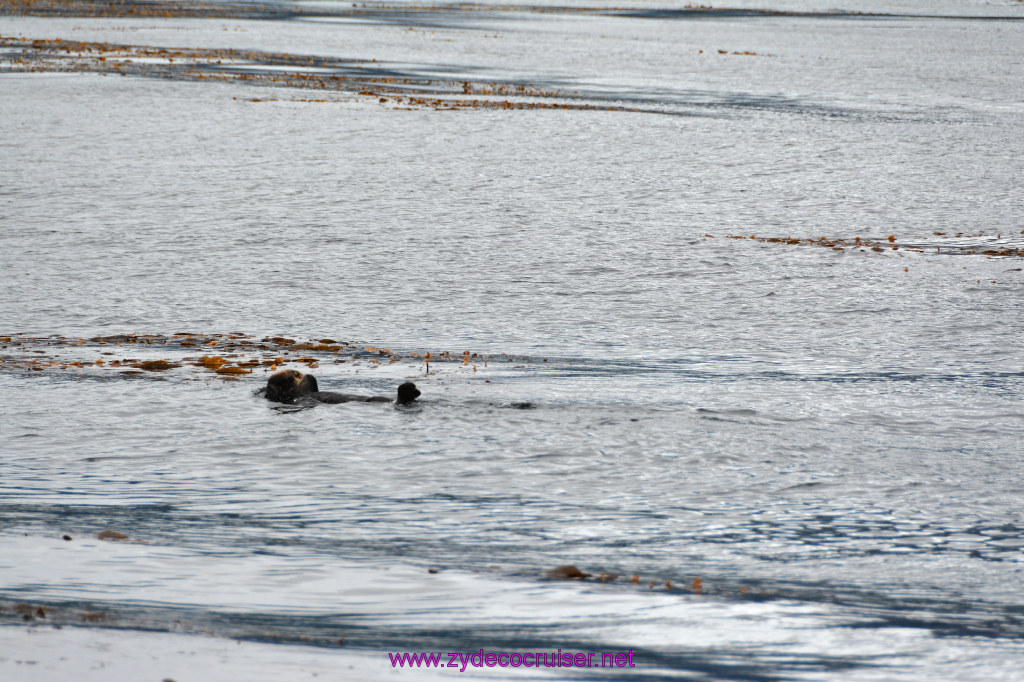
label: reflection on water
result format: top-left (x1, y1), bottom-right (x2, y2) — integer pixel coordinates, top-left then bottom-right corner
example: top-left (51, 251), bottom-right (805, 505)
top-left (2, 0), bottom-right (1024, 678)
top-left (1, 335), bottom-right (1022, 677)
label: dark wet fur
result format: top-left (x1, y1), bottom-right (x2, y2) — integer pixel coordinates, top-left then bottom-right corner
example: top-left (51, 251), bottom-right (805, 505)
top-left (265, 369), bottom-right (305, 403)
top-left (265, 369), bottom-right (419, 406)
top-left (396, 381), bottom-right (421, 406)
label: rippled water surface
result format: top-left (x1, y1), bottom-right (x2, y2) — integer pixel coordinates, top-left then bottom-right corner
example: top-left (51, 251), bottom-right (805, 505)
top-left (2, 1), bottom-right (1024, 679)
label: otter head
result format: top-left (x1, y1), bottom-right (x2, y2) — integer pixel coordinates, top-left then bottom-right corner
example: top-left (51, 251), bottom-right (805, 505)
top-left (266, 369), bottom-right (319, 403)
top-left (396, 381), bottom-right (421, 405)
top-left (298, 373), bottom-right (319, 394)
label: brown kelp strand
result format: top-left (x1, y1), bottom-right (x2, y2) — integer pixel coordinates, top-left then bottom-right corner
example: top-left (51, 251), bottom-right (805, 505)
top-left (0, 36), bottom-right (677, 114)
top-left (704, 231), bottom-right (1024, 258)
top-left (0, 332), bottom-right (526, 378)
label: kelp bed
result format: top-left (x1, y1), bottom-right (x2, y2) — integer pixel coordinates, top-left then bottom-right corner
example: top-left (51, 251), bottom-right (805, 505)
top-left (0, 34), bottom-right (670, 113)
top-left (0, 0), bottom-right (851, 21)
top-left (0, 332), bottom-right (509, 379)
top-left (0, 0), bottom-right (777, 113)
top-left (705, 231), bottom-right (1024, 258)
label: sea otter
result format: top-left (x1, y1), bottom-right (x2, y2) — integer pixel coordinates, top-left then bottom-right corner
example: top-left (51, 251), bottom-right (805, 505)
top-left (265, 369), bottom-right (420, 406)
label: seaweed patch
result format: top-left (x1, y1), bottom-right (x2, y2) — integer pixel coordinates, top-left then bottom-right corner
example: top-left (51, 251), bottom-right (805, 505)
top-left (704, 231), bottom-right (1024, 258)
top-left (0, 36), bottom-right (672, 114)
top-left (0, 332), bottom-right (525, 379)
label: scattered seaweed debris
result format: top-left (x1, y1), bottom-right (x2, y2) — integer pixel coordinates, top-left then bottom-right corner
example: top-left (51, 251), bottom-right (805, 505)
top-left (0, 36), bottom-right (674, 115)
top-left (136, 360), bottom-right (180, 372)
top-left (704, 233), bottom-right (1024, 258)
top-left (546, 565), bottom-right (591, 580)
top-left (79, 610), bottom-right (115, 623)
top-left (546, 566), bottom-right (722, 596)
top-left (0, 0), bottom-right (291, 19)
top-left (0, 598), bottom-right (354, 648)
top-left (0, 0), bottom-right (889, 23)
top-left (711, 49), bottom-right (771, 56)
top-left (13, 603), bottom-right (48, 621)
top-left (0, 332), bottom-right (531, 379)
top-left (97, 530), bottom-right (129, 541)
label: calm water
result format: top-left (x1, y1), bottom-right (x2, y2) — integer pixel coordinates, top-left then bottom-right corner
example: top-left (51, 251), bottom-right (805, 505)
top-left (2, 1), bottom-right (1024, 679)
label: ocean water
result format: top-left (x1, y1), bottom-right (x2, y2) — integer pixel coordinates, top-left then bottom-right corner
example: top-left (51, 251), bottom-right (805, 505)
top-left (2, 1), bottom-right (1024, 679)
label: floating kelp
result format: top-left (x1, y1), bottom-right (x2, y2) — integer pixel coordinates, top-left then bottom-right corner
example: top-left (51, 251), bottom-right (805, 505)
top-left (135, 360), bottom-right (180, 371)
top-left (547, 566), bottom-right (725, 596)
top-left (704, 231), bottom-right (1024, 258)
top-left (0, 332), bottom-right (529, 380)
top-left (97, 530), bottom-right (129, 541)
top-left (215, 366), bottom-right (251, 375)
top-left (0, 0), bottom-right (900, 22)
top-left (546, 565), bottom-right (590, 580)
top-left (0, 36), bottom-right (675, 115)
top-left (1, 0), bottom-right (280, 19)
